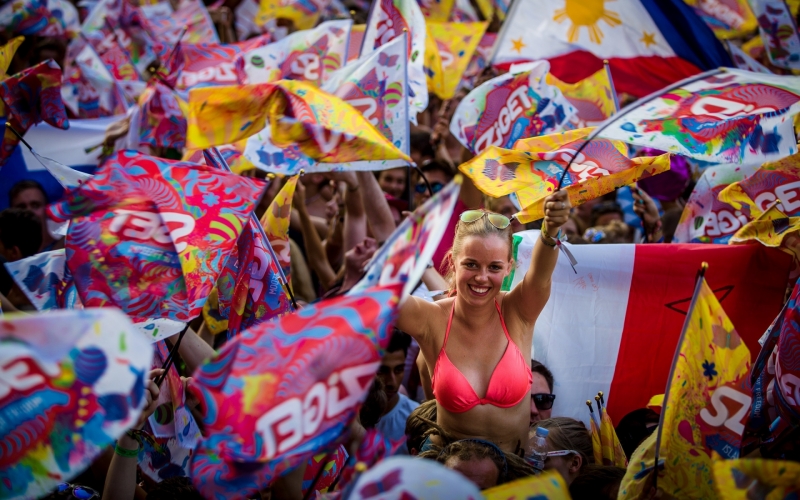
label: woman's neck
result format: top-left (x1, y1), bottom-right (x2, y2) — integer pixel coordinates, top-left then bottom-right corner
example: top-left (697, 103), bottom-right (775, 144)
top-left (453, 294), bottom-right (497, 330)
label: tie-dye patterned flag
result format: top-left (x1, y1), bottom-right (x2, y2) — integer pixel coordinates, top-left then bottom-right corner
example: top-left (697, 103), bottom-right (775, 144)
top-left (188, 284), bottom-right (401, 500)
top-left (650, 276), bottom-right (752, 498)
top-left (750, 0), bottom-right (800, 70)
top-left (450, 61), bottom-right (576, 154)
top-left (424, 22), bottom-right (487, 100)
top-left (362, 0), bottom-right (428, 122)
top-left (0, 59), bottom-right (69, 166)
top-left (260, 176), bottom-right (298, 285)
top-left (459, 128), bottom-right (671, 223)
top-left (46, 151), bottom-right (266, 322)
top-left (236, 20), bottom-right (351, 86)
top-left (599, 69), bottom-right (800, 165)
top-left (187, 80), bottom-right (411, 164)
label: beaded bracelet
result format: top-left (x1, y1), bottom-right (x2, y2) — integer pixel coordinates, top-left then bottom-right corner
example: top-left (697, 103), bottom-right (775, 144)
top-left (114, 444), bottom-right (139, 458)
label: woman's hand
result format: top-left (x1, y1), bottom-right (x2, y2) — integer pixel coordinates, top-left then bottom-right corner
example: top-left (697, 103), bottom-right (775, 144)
top-left (632, 186), bottom-right (659, 227)
top-left (135, 369), bottom-right (163, 429)
top-left (543, 190), bottom-right (571, 236)
top-left (293, 179), bottom-right (307, 213)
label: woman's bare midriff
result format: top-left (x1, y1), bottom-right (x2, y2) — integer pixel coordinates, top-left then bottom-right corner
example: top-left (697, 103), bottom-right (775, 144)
top-left (436, 397), bottom-right (530, 454)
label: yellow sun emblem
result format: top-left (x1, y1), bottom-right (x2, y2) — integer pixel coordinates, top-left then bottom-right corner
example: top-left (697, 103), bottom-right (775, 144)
top-left (553, 0), bottom-right (622, 45)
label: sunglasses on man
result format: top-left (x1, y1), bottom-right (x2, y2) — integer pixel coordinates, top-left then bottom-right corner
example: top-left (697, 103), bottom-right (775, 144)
top-left (56, 484), bottom-right (99, 499)
top-left (415, 181), bottom-right (445, 195)
top-left (531, 393), bottom-right (556, 410)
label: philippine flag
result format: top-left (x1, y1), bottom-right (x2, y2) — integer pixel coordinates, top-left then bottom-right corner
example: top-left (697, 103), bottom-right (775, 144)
top-left (504, 231), bottom-right (789, 426)
top-left (491, 0), bottom-right (733, 97)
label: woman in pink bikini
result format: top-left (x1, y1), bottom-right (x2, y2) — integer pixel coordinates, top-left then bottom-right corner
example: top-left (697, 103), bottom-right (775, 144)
top-left (397, 190), bottom-right (571, 455)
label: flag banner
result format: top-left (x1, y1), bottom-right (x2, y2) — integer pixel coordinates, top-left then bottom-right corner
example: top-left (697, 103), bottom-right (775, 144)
top-left (348, 23), bottom-right (365, 62)
top-left (335, 429), bottom-right (404, 490)
top-left (619, 432), bottom-right (660, 499)
top-left (760, 280), bottom-right (800, 425)
top-left (460, 31), bottom-right (495, 90)
top-left (417, 0), bottom-right (455, 21)
top-left (4, 249), bottom-right (68, 311)
top-left (188, 285), bottom-right (401, 499)
top-left (350, 177), bottom-right (461, 297)
top-left (546, 69), bottom-right (617, 127)
top-left (0, 59), bottom-right (69, 166)
top-left (750, 0), bottom-right (800, 70)
top-left (450, 0), bottom-right (480, 21)
top-left (728, 41), bottom-right (772, 74)
top-left (673, 163), bottom-right (760, 244)
top-left (146, 342), bottom-right (201, 449)
top-left (599, 403), bottom-right (627, 467)
top-left (449, 61), bottom-right (576, 154)
top-left (29, 148), bottom-right (93, 189)
top-left (589, 413), bottom-right (603, 463)
top-left (0, 0), bottom-right (79, 37)
top-left (502, 232), bottom-right (789, 426)
top-left (138, 81), bottom-right (189, 150)
top-left (71, 43), bottom-right (129, 118)
top-left (0, 36), bottom-right (24, 116)
top-left (599, 69), bottom-right (800, 165)
top-left (256, 0), bottom-right (333, 30)
top-left (83, 29), bottom-right (144, 94)
top-left (491, 0), bottom-right (733, 97)
top-left (301, 445), bottom-right (347, 494)
top-left (482, 471), bottom-right (570, 500)
top-left (347, 457), bottom-right (482, 500)
top-left (236, 20), bottom-right (351, 86)
top-left (424, 21), bottom-right (487, 100)
top-left (260, 176), bottom-right (298, 285)
top-left (244, 35), bottom-right (410, 174)
top-left (0, 309), bottom-right (153, 500)
top-left (142, 0), bottom-right (219, 44)
top-left (47, 151), bottom-right (265, 322)
top-left (458, 128), bottom-right (671, 223)
top-left (713, 459), bottom-right (800, 499)
top-left (685, 0), bottom-right (757, 38)
top-left (654, 277), bottom-right (752, 498)
top-left (176, 35), bottom-right (272, 90)
top-left (362, 0), bottom-right (428, 121)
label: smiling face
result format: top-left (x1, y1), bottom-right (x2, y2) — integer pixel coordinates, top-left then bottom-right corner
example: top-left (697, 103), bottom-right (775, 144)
top-left (378, 168), bottom-right (407, 199)
top-left (454, 234), bottom-right (512, 305)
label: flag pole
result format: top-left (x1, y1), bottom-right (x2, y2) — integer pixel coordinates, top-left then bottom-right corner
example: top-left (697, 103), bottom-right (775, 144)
top-left (155, 324), bottom-right (190, 387)
top-left (5, 122), bottom-right (34, 151)
top-left (602, 60), bottom-right (620, 113)
top-left (652, 261), bottom-right (708, 490)
top-left (555, 68), bottom-right (725, 192)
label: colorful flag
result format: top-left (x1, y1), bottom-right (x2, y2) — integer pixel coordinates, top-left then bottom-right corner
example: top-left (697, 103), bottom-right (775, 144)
top-left (0, 0), bottom-right (78, 37)
top-left (0, 59), bottom-right (69, 166)
top-left (348, 23), bottom-right (365, 62)
top-left (424, 22), bottom-right (487, 100)
top-left (727, 41), bottom-right (772, 74)
top-left (450, 0), bottom-right (480, 22)
top-left (492, 0), bottom-right (732, 97)
top-left (335, 429), bottom-right (405, 489)
top-left (652, 276), bottom-right (752, 498)
top-left (449, 61), bottom-right (576, 154)
top-left (458, 128), bottom-right (671, 223)
top-left (460, 31), bottom-right (496, 90)
top-left (83, 29), bottom-right (145, 102)
top-left (673, 163), bottom-right (760, 244)
top-left (188, 80), bottom-right (411, 165)
top-left (71, 43), bottom-right (130, 118)
top-left (362, 0), bottom-right (428, 122)
top-left (348, 457), bottom-right (483, 500)
top-left (138, 82), bottom-right (189, 150)
top-left (0, 36), bottom-right (24, 116)
top-left (483, 471), bottom-right (570, 500)
top-left (685, 0), bottom-right (757, 38)
top-left (188, 284), bottom-right (402, 500)
top-left (750, 0), bottom-right (800, 70)
top-left (147, 341), bottom-right (201, 449)
top-left (142, 0), bottom-right (219, 44)
top-left (416, 0), bottom-right (454, 20)
top-left (236, 20), bottom-right (351, 86)
top-left (713, 459), bottom-right (800, 499)
top-left (244, 35), bottom-right (411, 174)
top-left (546, 69), bottom-right (617, 127)
top-left (599, 402), bottom-right (627, 467)
top-left (502, 231), bottom-right (789, 426)
top-left (256, 0), bottom-right (333, 30)
top-left (177, 35), bottom-right (272, 90)
top-left (589, 411), bottom-right (603, 464)
top-left (4, 249), bottom-right (68, 311)
top-left (47, 151), bottom-right (265, 322)
top-left (260, 176), bottom-right (298, 285)
top-left (351, 177), bottom-right (461, 297)
top-left (0, 309), bottom-right (153, 500)
top-left (618, 432), bottom-right (660, 500)
top-left (599, 69), bottom-right (800, 165)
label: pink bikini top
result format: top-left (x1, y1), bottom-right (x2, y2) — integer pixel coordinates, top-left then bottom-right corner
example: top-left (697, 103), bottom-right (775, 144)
top-left (432, 300), bottom-right (532, 413)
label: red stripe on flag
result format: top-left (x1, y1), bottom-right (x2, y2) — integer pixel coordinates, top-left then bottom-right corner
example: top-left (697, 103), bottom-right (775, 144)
top-left (607, 244), bottom-right (790, 424)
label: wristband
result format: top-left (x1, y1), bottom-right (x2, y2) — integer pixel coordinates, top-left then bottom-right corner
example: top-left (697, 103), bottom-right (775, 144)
top-left (540, 229), bottom-right (557, 248)
top-left (114, 444), bottom-right (139, 458)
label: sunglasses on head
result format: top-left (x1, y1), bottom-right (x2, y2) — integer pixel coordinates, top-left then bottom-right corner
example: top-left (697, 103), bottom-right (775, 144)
top-left (56, 484), bottom-right (99, 500)
top-left (531, 393), bottom-right (556, 410)
top-left (459, 210), bottom-right (511, 229)
top-left (415, 181), bottom-right (445, 194)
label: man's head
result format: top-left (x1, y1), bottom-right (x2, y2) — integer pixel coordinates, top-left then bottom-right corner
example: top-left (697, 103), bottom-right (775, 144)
top-left (10, 180), bottom-right (48, 224)
top-left (438, 439), bottom-right (506, 490)
top-left (377, 329), bottom-right (411, 406)
top-left (530, 360), bottom-right (555, 425)
top-left (0, 208), bottom-right (43, 262)
top-left (414, 161), bottom-right (454, 206)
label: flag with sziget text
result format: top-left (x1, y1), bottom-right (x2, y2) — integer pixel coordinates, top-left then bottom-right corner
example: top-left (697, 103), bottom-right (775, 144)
top-left (243, 35), bottom-right (411, 174)
top-left (750, 0), bottom-right (800, 70)
top-left (350, 177), bottom-right (462, 297)
top-left (0, 59), bottom-right (69, 166)
top-left (458, 128), bottom-right (671, 223)
top-left (235, 20), bottom-right (351, 87)
top-left (47, 151), bottom-right (265, 322)
top-left (424, 22), bottom-right (487, 100)
top-left (362, 0), bottom-right (428, 122)
top-left (0, 309), bottom-right (153, 500)
top-left (188, 284), bottom-right (402, 500)
top-left (176, 35), bottom-right (271, 90)
top-left (502, 233), bottom-right (789, 427)
top-left (491, 0), bottom-right (732, 97)
top-left (599, 69), bottom-right (800, 166)
top-left (449, 61), bottom-right (576, 155)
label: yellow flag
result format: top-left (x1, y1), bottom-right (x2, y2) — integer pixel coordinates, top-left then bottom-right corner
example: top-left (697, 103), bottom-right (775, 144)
top-left (257, 0), bottom-right (323, 30)
top-left (589, 415), bottom-right (602, 464)
top-left (599, 405), bottom-right (627, 468)
top-left (483, 471), bottom-right (571, 500)
top-left (187, 84), bottom-right (276, 149)
top-left (0, 36), bottom-right (24, 116)
top-left (683, 0), bottom-right (757, 39)
top-left (654, 277), bottom-right (752, 499)
top-left (458, 128), bottom-right (671, 223)
top-left (713, 459), bottom-right (800, 499)
top-left (424, 22), bottom-right (487, 100)
top-left (260, 175), bottom-right (298, 283)
top-left (418, 0), bottom-right (455, 21)
top-left (546, 69), bottom-right (617, 126)
top-left (619, 431), bottom-right (659, 500)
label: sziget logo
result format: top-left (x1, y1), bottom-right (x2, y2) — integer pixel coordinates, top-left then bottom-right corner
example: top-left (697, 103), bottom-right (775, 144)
top-left (180, 63), bottom-right (237, 87)
top-left (109, 210), bottom-right (196, 253)
top-left (698, 385), bottom-right (751, 436)
top-left (255, 362), bottom-right (379, 459)
top-left (289, 54), bottom-right (321, 82)
top-left (474, 86), bottom-right (532, 153)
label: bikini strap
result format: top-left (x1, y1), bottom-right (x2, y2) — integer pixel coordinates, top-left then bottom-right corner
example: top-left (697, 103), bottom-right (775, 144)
top-left (495, 300), bottom-right (512, 341)
top-left (443, 300), bottom-right (456, 348)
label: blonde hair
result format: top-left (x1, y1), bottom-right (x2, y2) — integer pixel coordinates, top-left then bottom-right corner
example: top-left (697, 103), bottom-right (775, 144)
top-left (443, 211), bottom-right (514, 292)
top-left (530, 417), bottom-right (595, 471)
